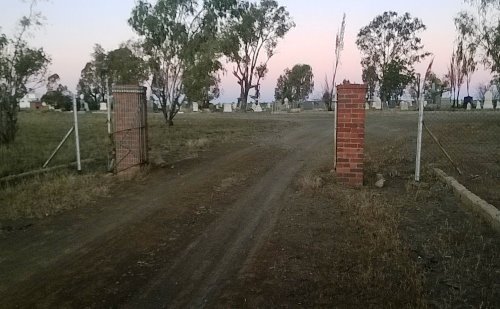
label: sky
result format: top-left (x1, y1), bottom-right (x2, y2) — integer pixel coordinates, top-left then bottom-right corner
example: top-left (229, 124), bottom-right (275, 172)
top-left (0, 0), bottom-right (493, 102)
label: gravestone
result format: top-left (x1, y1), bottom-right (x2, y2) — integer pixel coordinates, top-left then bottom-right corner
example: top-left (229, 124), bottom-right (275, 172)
top-left (467, 103), bottom-right (472, 110)
top-left (192, 102), bottom-right (199, 112)
top-left (484, 90), bottom-right (494, 109)
top-left (252, 103), bottom-right (263, 112)
top-left (400, 101), bottom-right (410, 111)
top-left (99, 102), bottom-right (107, 111)
top-left (83, 102), bottom-right (90, 112)
top-left (365, 102), bottom-right (370, 110)
top-left (223, 103), bottom-right (232, 113)
top-left (372, 96), bottom-right (382, 110)
top-left (284, 98), bottom-right (290, 109)
top-left (476, 101), bottom-right (482, 110)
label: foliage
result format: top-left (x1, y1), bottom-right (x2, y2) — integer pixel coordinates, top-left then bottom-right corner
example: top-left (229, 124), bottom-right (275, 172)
top-left (221, 0), bottom-right (295, 111)
top-left (77, 45), bottom-right (108, 111)
top-left (107, 45), bottom-right (149, 85)
top-left (129, 0), bottom-right (235, 125)
top-left (0, 1), bottom-right (50, 144)
top-left (462, 1), bottom-right (500, 82)
top-left (445, 47), bottom-right (465, 107)
top-left (78, 44), bottom-right (148, 111)
top-left (362, 64), bottom-right (377, 100)
top-left (356, 11), bottom-right (430, 104)
top-left (40, 73), bottom-right (72, 110)
top-left (454, 12), bottom-right (477, 97)
top-left (423, 72), bottom-right (449, 104)
top-left (274, 64), bottom-right (314, 105)
top-left (380, 60), bottom-right (414, 104)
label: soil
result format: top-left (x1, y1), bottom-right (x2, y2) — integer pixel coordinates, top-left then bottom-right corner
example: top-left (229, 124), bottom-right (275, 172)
top-left (0, 112), bottom-right (499, 308)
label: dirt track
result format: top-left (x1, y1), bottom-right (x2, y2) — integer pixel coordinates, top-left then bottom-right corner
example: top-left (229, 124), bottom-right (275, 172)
top-left (0, 114), bottom-right (334, 308)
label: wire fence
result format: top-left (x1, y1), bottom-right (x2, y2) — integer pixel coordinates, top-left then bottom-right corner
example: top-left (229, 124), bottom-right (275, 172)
top-left (423, 109), bottom-right (500, 207)
top-left (0, 109), bottom-right (109, 180)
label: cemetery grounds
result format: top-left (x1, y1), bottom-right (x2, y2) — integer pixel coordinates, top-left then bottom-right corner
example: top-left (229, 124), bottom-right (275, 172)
top-left (0, 111), bottom-right (499, 308)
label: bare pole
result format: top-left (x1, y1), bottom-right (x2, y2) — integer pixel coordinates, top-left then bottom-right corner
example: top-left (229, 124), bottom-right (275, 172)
top-left (43, 127), bottom-right (75, 168)
top-left (73, 94), bottom-right (82, 172)
top-left (107, 77), bottom-right (112, 135)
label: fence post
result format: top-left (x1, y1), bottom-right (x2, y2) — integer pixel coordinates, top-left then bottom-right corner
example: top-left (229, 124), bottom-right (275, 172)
top-left (333, 95), bottom-right (338, 170)
top-left (415, 98), bottom-right (424, 182)
top-left (335, 83), bottom-right (367, 188)
top-left (73, 94), bottom-right (82, 172)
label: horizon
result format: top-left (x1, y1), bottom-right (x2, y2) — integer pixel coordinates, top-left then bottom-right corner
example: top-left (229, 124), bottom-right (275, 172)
top-left (0, 0), bottom-right (494, 102)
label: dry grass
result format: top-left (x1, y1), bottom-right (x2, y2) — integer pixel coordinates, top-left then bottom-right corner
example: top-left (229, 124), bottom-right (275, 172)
top-left (0, 112), bottom-right (283, 220)
top-left (0, 172), bottom-right (111, 219)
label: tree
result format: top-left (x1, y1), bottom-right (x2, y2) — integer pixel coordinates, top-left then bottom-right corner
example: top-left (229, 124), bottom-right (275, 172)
top-left (0, 0), bottom-right (50, 144)
top-left (380, 60), bottom-right (414, 105)
top-left (77, 44), bottom-right (108, 111)
top-left (423, 72), bottom-right (449, 104)
top-left (41, 74), bottom-right (72, 110)
top-left (78, 44), bottom-right (148, 111)
top-left (462, 1), bottom-right (500, 84)
top-left (129, 0), bottom-right (235, 125)
top-left (274, 64), bottom-right (314, 106)
top-left (455, 12), bottom-right (477, 97)
top-left (362, 63), bottom-right (378, 101)
top-left (356, 11), bottom-right (430, 105)
top-left (445, 47), bottom-right (465, 107)
top-left (107, 45), bottom-right (148, 85)
top-left (222, 0), bottom-right (295, 111)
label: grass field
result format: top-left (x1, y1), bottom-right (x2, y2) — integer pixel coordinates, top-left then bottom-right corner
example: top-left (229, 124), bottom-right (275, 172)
top-left (0, 111), bottom-right (285, 220)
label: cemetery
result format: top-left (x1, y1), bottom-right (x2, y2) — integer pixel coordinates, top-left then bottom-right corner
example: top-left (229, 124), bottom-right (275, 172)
top-left (1, 0), bottom-right (500, 308)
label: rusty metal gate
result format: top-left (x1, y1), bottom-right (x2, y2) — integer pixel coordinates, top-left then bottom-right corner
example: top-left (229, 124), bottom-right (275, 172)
top-left (111, 85), bottom-right (148, 174)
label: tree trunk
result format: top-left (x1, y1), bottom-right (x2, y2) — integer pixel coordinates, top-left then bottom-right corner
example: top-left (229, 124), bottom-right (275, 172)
top-left (0, 97), bottom-right (18, 145)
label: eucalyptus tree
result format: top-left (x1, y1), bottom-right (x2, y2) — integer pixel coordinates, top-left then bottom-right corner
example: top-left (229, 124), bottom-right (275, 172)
top-left (0, 0), bottom-right (50, 144)
top-left (356, 11), bottom-right (430, 104)
top-left (274, 64), bottom-right (314, 105)
top-left (221, 0), bottom-right (295, 111)
top-left (129, 0), bottom-right (236, 126)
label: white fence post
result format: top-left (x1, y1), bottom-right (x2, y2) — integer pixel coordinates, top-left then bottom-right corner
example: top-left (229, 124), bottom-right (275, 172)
top-left (73, 94), bottom-right (82, 172)
top-left (415, 98), bottom-right (424, 182)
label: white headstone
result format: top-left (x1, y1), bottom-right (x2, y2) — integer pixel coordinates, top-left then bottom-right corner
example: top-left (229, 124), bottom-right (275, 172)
top-left (192, 102), bottom-right (199, 112)
top-left (365, 102), bottom-right (370, 110)
top-left (223, 103), bottom-right (232, 113)
top-left (372, 96), bottom-right (382, 110)
top-left (467, 103), bottom-right (472, 110)
top-left (252, 103), bottom-right (263, 112)
top-left (401, 101), bottom-right (409, 111)
top-left (83, 102), bottom-right (90, 112)
top-left (99, 102), bottom-right (107, 111)
top-left (476, 102), bottom-right (481, 110)
top-left (484, 90), bottom-right (494, 109)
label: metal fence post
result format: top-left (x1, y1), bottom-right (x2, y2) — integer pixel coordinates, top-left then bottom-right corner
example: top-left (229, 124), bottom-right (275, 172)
top-left (73, 94), bottom-right (82, 172)
top-left (415, 98), bottom-right (424, 182)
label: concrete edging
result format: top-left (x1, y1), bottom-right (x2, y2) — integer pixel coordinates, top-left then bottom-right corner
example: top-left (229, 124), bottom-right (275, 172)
top-left (433, 168), bottom-right (500, 232)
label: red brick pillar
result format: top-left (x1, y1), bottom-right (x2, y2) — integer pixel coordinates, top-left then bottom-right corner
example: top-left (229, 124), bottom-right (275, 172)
top-left (336, 83), bottom-right (367, 188)
top-left (113, 85), bottom-right (148, 174)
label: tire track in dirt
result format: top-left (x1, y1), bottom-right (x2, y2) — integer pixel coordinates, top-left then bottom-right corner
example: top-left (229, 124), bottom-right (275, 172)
top-left (0, 141), bottom-right (276, 292)
top-left (128, 120), bottom-right (333, 308)
top-left (0, 115), bottom-right (334, 308)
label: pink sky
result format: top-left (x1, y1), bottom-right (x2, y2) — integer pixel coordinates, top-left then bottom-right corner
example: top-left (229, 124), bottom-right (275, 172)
top-left (0, 0), bottom-right (493, 101)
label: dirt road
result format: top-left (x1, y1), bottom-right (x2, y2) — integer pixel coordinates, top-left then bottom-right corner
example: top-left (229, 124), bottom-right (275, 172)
top-left (0, 114), bottom-right (334, 308)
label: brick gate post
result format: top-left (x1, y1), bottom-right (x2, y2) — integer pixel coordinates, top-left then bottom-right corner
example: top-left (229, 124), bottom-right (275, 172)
top-left (336, 83), bottom-right (367, 188)
top-left (113, 85), bottom-right (148, 175)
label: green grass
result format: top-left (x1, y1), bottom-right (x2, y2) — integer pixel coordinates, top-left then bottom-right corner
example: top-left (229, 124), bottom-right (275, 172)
top-left (0, 110), bottom-right (109, 178)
